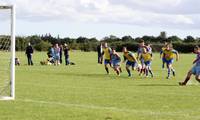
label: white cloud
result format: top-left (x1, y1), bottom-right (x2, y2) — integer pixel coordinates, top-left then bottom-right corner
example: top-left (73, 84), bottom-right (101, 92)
top-left (0, 0), bottom-right (200, 29)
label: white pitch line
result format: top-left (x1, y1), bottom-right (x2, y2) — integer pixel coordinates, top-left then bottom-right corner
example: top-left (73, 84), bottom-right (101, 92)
top-left (17, 98), bottom-right (190, 117)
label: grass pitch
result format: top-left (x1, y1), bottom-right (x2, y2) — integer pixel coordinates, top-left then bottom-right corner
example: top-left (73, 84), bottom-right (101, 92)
top-left (0, 51), bottom-right (200, 120)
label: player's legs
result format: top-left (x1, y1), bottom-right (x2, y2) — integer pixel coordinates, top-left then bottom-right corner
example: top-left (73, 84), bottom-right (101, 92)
top-left (166, 59), bottom-right (174, 79)
top-left (148, 66), bottom-right (153, 77)
top-left (126, 61), bottom-right (132, 77)
top-left (139, 59), bottom-right (146, 76)
top-left (105, 64), bottom-right (109, 74)
top-left (179, 70), bottom-right (193, 85)
top-left (162, 58), bottom-right (165, 69)
top-left (112, 60), bottom-right (121, 76)
top-left (169, 59), bottom-right (176, 77)
top-left (104, 59), bottom-right (110, 74)
top-left (114, 66), bottom-right (120, 76)
top-left (146, 61), bottom-right (153, 77)
top-left (119, 67), bottom-right (122, 73)
top-left (131, 62), bottom-right (137, 71)
top-left (166, 63), bottom-right (171, 79)
top-left (126, 66), bottom-right (131, 77)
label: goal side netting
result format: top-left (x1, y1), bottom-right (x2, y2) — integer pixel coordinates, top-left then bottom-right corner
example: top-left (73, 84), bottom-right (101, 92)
top-left (0, 5), bottom-right (15, 100)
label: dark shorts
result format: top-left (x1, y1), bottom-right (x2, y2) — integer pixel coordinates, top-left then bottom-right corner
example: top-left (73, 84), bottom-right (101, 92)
top-left (104, 59), bottom-right (111, 65)
top-left (144, 61), bottom-right (151, 66)
top-left (126, 61), bottom-right (136, 68)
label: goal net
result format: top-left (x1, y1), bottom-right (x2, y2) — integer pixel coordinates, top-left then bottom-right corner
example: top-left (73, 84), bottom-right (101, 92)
top-left (0, 5), bottom-right (15, 100)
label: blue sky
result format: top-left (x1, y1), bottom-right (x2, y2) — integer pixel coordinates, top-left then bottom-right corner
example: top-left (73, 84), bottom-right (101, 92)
top-left (1, 0), bottom-right (200, 39)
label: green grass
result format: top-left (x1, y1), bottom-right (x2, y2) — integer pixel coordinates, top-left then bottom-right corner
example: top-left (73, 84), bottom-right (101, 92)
top-left (0, 51), bottom-right (200, 120)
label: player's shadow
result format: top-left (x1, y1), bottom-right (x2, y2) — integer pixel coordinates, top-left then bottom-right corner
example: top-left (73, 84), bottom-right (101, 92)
top-left (137, 84), bottom-right (178, 87)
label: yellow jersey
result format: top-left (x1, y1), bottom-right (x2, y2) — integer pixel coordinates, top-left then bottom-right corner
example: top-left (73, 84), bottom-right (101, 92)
top-left (162, 47), bottom-right (166, 51)
top-left (141, 53), bottom-right (152, 62)
top-left (103, 47), bottom-right (111, 60)
top-left (124, 51), bottom-right (136, 62)
top-left (163, 49), bottom-right (177, 60)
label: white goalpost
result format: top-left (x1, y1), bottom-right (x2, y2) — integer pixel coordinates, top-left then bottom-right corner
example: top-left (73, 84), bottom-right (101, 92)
top-left (0, 5), bottom-right (15, 100)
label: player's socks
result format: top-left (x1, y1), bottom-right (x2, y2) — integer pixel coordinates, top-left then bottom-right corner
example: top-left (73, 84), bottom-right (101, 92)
top-left (116, 69), bottom-right (120, 76)
top-left (145, 69), bottom-right (148, 76)
top-left (167, 68), bottom-right (170, 79)
top-left (149, 69), bottom-right (153, 77)
top-left (162, 63), bottom-right (164, 69)
top-left (127, 69), bottom-right (131, 77)
top-left (171, 69), bottom-right (175, 77)
top-left (119, 67), bottom-right (122, 73)
top-left (105, 67), bottom-right (109, 74)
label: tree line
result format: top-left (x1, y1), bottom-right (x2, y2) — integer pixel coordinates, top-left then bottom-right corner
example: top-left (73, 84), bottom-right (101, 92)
top-left (12, 34), bottom-right (200, 53)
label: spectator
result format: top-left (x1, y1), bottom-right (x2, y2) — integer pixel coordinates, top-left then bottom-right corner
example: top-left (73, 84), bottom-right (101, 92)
top-left (97, 43), bottom-right (102, 64)
top-left (63, 43), bottom-right (70, 65)
top-left (47, 45), bottom-right (54, 58)
top-left (59, 44), bottom-right (63, 64)
top-left (54, 43), bottom-right (60, 66)
top-left (25, 42), bottom-right (34, 65)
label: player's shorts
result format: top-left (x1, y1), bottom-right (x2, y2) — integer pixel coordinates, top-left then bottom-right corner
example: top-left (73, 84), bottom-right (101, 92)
top-left (191, 65), bottom-right (200, 76)
top-left (126, 61), bottom-right (136, 68)
top-left (163, 58), bottom-right (173, 65)
top-left (144, 61), bottom-right (151, 67)
top-left (112, 60), bottom-right (121, 67)
top-left (162, 58), bottom-right (165, 62)
top-left (104, 59), bottom-right (111, 65)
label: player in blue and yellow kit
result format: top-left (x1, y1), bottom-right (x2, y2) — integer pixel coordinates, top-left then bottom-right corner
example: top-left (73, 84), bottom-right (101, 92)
top-left (123, 47), bottom-right (138, 77)
top-left (137, 40), bottom-right (149, 76)
top-left (160, 42), bottom-right (167, 69)
top-left (101, 42), bottom-right (112, 74)
top-left (140, 48), bottom-right (153, 77)
top-left (160, 43), bottom-right (179, 79)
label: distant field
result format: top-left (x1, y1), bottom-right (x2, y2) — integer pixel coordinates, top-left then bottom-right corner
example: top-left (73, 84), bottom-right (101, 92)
top-left (0, 51), bottom-right (200, 120)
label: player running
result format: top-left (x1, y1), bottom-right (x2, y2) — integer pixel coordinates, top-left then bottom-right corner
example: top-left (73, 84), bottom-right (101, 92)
top-left (137, 40), bottom-right (148, 76)
top-left (101, 42), bottom-right (112, 74)
top-left (160, 42), bottom-right (168, 69)
top-left (123, 47), bottom-right (138, 77)
top-left (111, 47), bottom-right (122, 76)
top-left (179, 46), bottom-right (200, 86)
top-left (160, 43), bottom-right (179, 79)
top-left (140, 48), bottom-right (154, 77)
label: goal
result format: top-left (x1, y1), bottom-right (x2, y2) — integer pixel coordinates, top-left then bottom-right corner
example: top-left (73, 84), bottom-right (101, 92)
top-left (0, 5), bottom-right (15, 100)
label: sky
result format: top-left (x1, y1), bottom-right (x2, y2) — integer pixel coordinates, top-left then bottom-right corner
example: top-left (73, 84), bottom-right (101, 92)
top-left (0, 0), bottom-right (200, 39)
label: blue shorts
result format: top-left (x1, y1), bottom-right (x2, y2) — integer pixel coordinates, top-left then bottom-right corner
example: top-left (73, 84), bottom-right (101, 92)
top-left (162, 58), bottom-right (165, 62)
top-left (104, 59), bottom-right (111, 65)
top-left (144, 61), bottom-right (151, 66)
top-left (191, 65), bottom-right (200, 76)
top-left (112, 60), bottom-right (120, 67)
top-left (126, 61), bottom-right (136, 68)
top-left (163, 58), bottom-right (173, 65)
